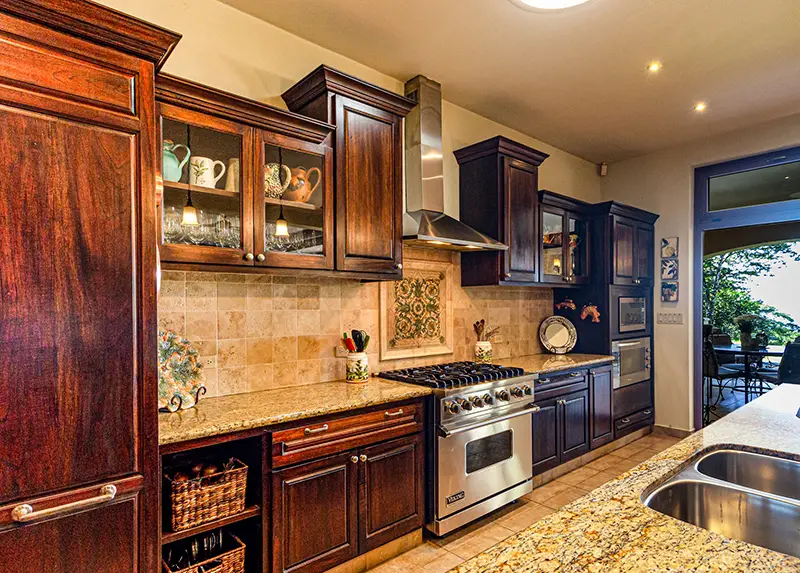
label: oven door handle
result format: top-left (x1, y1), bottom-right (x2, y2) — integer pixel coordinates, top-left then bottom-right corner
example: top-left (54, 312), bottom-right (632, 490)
top-left (614, 341), bottom-right (643, 348)
top-left (438, 404), bottom-right (540, 438)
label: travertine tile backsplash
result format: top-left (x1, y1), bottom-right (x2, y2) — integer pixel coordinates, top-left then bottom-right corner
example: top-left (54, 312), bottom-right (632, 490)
top-left (158, 248), bottom-right (553, 397)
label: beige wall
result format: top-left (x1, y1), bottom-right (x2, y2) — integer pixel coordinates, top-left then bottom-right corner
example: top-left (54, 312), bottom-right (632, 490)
top-left (602, 112), bottom-right (800, 431)
top-left (97, 0), bottom-right (602, 208)
top-left (159, 248), bottom-right (552, 397)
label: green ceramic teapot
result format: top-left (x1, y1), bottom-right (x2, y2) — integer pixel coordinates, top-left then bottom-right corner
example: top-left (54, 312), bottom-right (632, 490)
top-left (162, 140), bottom-right (190, 182)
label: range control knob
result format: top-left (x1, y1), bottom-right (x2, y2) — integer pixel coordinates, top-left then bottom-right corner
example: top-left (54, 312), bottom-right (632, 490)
top-left (458, 398), bottom-right (473, 412)
top-left (445, 401), bottom-right (461, 415)
top-left (523, 385), bottom-right (533, 396)
top-left (511, 386), bottom-right (525, 398)
top-left (482, 393), bottom-right (494, 406)
top-left (496, 389), bottom-right (510, 402)
top-left (470, 396), bottom-right (484, 408)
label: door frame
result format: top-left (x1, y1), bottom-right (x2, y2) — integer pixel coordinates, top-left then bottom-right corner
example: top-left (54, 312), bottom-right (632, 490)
top-left (692, 145), bottom-right (800, 429)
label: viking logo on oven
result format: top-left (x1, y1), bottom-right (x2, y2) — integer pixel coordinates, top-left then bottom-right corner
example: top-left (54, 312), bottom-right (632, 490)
top-left (446, 491), bottom-right (465, 505)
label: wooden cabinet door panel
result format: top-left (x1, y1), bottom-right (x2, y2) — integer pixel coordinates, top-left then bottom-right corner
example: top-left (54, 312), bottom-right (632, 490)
top-left (503, 159), bottom-right (538, 282)
top-left (635, 224), bottom-right (655, 285)
top-left (335, 97), bottom-right (402, 274)
top-left (359, 434), bottom-right (423, 552)
top-left (272, 453), bottom-right (359, 573)
top-left (532, 398), bottom-right (560, 475)
top-left (0, 496), bottom-right (138, 573)
top-left (612, 216), bottom-right (635, 285)
top-left (560, 390), bottom-right (589, 463)
top-left (590, 368), bottom-right (613, 450)
top-left (0, 107), bottom-right (137, 502)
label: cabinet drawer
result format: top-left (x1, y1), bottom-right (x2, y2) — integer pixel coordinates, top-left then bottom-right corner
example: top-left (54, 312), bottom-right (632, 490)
top-left (613, 381), bottom-right (652, 417)
top-left (533, 370), bottom-right (588, 403)
top-left (614, 407), bottom-right (654, 438)
top-left (272, 403), bottom-right (422, 468)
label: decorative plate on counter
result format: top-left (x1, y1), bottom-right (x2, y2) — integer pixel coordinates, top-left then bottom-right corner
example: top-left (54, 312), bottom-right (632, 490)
top-left (539, 316), bottom-right (577, 354)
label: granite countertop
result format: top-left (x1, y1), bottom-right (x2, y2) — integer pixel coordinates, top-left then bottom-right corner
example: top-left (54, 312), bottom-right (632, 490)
top-left (450, 384), bottom-right (800, 573)
top-left (158, 353), bottom-right (612, 446)
top-left (158, 379), bottom-right (432, 445)
top-left (497, 353), bottom-right (613, 374)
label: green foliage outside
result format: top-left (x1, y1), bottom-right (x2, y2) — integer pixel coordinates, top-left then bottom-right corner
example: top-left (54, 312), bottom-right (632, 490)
top-left (703, 242), bottom-right (800, 345)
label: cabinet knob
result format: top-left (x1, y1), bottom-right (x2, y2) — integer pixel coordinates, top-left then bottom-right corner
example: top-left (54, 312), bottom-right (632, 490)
top-left (557, 399), bottom-right (567, 406)
top-left (256, 253), bottom-right (265, 262)
top-left (244, 252), bottom-right (254, 261)
top-left (635, 279), bottom-right (641, 285)
top-left (351, 456), bottom-right (359, 464)
top-left (395, 263), bottom-right (403, 270)
top-left (359, 454), bottom-right (368, 463)
top-left (505, 273), bottom-right (512, 279)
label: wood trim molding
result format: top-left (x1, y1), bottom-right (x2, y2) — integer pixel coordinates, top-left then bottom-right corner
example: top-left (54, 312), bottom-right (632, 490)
top-left (156, 74), bottom-right (335, 143)
top-left (593, 201), bottom-right (660, 225)
top-left (454, 136), bottom-right (550, 166)
top-left (0, 0), bottom-right (181, 70)
top-left (282, 65), bottom-right (416, 118)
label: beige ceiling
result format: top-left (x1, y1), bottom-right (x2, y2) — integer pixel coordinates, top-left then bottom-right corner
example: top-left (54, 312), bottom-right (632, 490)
top-left (219, 0), bottom-right (800, 163)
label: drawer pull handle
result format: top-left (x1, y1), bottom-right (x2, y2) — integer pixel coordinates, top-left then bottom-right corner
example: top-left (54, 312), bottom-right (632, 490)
top-left (537, 378), bottom-right (549, 384)
top-left (569, 372), bottom-right (582, 378)
top-left (621, 418), bottom-right (631, 424)
top-left (643, 410), bottom-right (652, 415)
top-left (12, 484), bottom-right (117, 523)
top-left (384, 409), bottom-right (404, 418)
top-left (304, 424), bottom-right (329, 435)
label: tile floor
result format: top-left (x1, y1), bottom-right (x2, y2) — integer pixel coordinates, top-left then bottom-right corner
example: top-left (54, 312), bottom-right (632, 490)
top-left (364, 433), bottom-right (684, 573)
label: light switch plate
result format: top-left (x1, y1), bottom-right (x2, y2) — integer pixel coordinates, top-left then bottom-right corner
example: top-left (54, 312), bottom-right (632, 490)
top-left (657, 312), bottom-right (684, 325)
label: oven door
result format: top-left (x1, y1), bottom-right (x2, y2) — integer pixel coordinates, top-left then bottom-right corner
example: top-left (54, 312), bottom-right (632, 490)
top-left (612, 338), bottom-right (652, 388)
top-left (436, 409), bottom-right (533, 520)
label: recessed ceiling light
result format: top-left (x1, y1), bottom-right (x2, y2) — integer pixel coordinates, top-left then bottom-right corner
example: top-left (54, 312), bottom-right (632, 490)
top-left (647, 62), bottom-right (662, 73)
top-left (510, 0), bottom-right (592, 10)
top-left (785, 176), bottom-right (790, 180)
top-left (694, 102), bottom-right (708, 112)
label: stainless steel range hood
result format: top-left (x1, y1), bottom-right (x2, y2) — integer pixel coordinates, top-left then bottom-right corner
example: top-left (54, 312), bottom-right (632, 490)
top-left (403, 76), bottom-right (507, 252)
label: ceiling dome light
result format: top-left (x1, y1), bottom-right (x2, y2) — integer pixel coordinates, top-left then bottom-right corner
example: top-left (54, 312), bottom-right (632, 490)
top-left (510, 0), bottom-right (592, 10)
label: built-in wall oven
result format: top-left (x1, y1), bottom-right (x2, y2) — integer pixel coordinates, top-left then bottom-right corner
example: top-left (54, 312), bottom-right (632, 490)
top-left (612, 337), bottom-right (651, 388)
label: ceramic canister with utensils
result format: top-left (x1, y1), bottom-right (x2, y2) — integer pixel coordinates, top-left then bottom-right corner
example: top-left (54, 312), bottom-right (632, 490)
top-left (343, 330), bottom-right (370, 383)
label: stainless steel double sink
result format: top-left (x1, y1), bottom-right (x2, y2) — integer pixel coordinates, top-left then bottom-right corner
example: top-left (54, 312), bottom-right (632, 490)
top-left (642, 449), bottom-right (800, 558)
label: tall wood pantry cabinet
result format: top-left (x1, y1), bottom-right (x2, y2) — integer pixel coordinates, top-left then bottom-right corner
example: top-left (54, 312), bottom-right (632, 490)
top-left (0, 2), bottom-right (179, 572)
top-left (282, 65), bottom-right (416, 277)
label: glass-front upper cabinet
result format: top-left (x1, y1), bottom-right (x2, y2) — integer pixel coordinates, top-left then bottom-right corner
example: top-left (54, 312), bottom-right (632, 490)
top-left (254, 131), bottom-right (333, 269)
top-left (567, 215), bottom-right (590, 284)
top-left (158, 104), bottom-right (253, 266)
top-left (540, 207), bottom-right (565, 283)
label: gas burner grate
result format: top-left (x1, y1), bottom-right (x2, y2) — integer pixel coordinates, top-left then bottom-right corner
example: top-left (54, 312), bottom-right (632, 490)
top-left (379, 362), bottom-right (525, 388)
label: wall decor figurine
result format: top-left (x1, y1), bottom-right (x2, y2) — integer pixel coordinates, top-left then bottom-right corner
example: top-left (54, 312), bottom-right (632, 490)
top-left (158, 330), bottom-right (205, 412)
top-left (580, 304), bottom-right (601, 323)
top-left (661, 281), bottom-right (679, 302)
top-left (555, 298), bottom-right (577, 311)
top-left (661, 258), bottom-right (679, 280)
top-left (661, 236), bottom-right (679, 259)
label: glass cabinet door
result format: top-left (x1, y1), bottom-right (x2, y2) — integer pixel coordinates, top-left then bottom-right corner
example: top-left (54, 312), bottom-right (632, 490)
top-left (541, 208), bottom-right (565, 283)
top-left (567, 215), bottom-right (589, 283)
top-left (159, 105), bottom-right (253, 265)
top-left (255, 132), bottom-right (333, 269)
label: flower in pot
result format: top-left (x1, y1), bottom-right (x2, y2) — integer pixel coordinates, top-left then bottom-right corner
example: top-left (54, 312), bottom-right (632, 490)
top-left (734, 314), bottom-right (760, 350)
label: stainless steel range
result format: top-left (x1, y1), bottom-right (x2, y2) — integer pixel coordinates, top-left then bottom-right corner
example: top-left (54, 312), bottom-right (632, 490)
top-left (380, 362), bottom-right (538, 535)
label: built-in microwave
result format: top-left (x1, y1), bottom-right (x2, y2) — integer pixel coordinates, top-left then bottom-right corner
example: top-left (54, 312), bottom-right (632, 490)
top-left (612, 337), bottom-right (651, 388)
top-left (610, 286), bottom-right (651, 338)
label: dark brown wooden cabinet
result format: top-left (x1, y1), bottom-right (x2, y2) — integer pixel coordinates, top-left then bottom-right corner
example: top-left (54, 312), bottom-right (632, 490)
top-left (539, 191), bottom-right (592, 285)
top-left (456, 136), bottom-right (549, 286)
top-left (272, 452), bottom-right (360, 573)
top-left (0, 2), bottom-right (179, 572)
top-left (283, 66), bottom-right (415, 277)
top-left (560, 390), bottom-right (590, 462)
top-left (589, 366), bottom-right (614, 449)
top-left (611, 214), bottom-right (656, 286)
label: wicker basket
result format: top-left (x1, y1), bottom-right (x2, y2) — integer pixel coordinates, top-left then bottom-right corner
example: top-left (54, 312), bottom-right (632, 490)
top-left (165, 458), bottom-right (248, 532)
top-left (162, 534), bottom-right (245, 573)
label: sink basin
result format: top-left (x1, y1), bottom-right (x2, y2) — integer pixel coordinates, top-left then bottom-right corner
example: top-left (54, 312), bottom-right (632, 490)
top-left (645, 480), bottom-right (800, 558)
top-left (697, 450), bottom-right (800, 501)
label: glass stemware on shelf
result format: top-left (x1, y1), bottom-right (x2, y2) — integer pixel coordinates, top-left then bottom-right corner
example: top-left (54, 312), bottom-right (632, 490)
top-left (164, 207), bottom-right (240, 248)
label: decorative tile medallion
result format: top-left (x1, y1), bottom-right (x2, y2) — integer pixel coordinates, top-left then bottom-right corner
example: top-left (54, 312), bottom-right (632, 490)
top-left (380, 258), bottom-right (453, 360)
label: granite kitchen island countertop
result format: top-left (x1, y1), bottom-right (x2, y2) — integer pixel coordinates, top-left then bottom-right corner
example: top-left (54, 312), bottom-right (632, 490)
top-left (449, 384), bottom-right (800, 573)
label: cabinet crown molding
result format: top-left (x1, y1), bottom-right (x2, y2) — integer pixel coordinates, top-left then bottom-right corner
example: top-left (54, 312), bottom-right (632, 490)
top-left (282, 64), bottom-right (416, 118)
top-left (539, 190), bottom-right (593, 213)
top-left (593, 201), bottom-right (660, 224)
top-left (156, 74), bottom-right (335, 144)
top-left (0, 0), bottom-right (181, 70)
top-left (454, 136), bottom-right (550, 166)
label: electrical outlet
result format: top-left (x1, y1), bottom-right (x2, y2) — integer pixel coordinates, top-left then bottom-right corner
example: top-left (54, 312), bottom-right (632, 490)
top-left (657, 312), bottom-right (684, 325)
top-left (334, 346), bottom-right (349, 358)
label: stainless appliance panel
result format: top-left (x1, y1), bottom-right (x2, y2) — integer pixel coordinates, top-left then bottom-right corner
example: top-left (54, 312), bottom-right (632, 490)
top-left (612, 337), bottom-right (651, 388)
top-left (619, 296), bottom-right (647, 333)
top-left (435, 411), bottom-right (533, 522)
